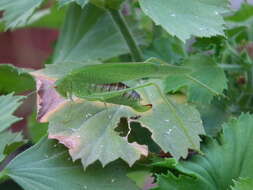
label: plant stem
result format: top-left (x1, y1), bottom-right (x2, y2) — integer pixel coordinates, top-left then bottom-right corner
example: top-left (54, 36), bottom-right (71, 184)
top-left (109, 9), bottom-right (143, 62)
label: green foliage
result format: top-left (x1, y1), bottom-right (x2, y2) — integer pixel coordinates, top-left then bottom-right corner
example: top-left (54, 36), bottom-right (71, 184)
top-left (0, 64), bottom-right (35, 94)
top-left (2, 1), bottom-right (253, 189)
top-left (139, 0), bottom-right (228, 42)
top-left (153, 114), bottom-right (253, 190)
top-left (165, 55), bottom-right (227, 104)
top-left (2, 137), bottom-right (140, 190)
top-left (0, 94), bottom-right (24, 132)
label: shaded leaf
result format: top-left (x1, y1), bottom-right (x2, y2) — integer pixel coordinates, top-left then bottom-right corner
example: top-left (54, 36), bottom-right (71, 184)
top-left (137, 80), bottom-right (205, 159)
top-left (231, 178), bottom-right (253, 190)
top-left (165, 55), bottom-right (227, 104)
top-left (0, 64), bottom-right (35, 94)
top-left (0, 0), bottom-right (44, 29)
top-left (139, 0), bottom-right (228, 42)
top-left (0, 94), bottom-right (24, 132)
top-left (52, 3), bottom-right (129, 64)
top-left (153, 113), bottom-right (253, 190)
top-left (143, 35), bottom-right (186, 63)
top-left (3, 137), bottom-right (141, 190)
top-left (0, 131), bottom-right (23, 162)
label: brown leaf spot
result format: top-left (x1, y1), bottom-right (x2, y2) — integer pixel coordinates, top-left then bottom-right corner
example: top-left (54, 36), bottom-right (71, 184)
top-left (131, 142), bottom-right (148, 157)
top-left (49, 134), bottom-right (81, 155)
top-left (31, 73), bottom-right (67, 122)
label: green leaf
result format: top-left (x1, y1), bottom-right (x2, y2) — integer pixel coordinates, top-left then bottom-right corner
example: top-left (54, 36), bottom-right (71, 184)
top-left (58, 0), bottom-right (89, 7)
top-left (0, 131), bottom-right (23, 162)
top-left (137, 80), bottom-right (205, 159)
top-left (0, 94), bottom-right (24, 132)
top-left (0, 64), bottom-right (35, 94)
top-left (0, 0), bottom-right (44, 29)
top-left (52, 3), bottom-right (129, 64)
top-left (165, 55), bottom-right (227, 104)
top-left (48, 101), bottom-right (148, 169)
top-left (4, 137), bottom-right (140, 190)
top-left (139, 0), bottom-right (228, 42)
top-left (143, 35), bottom-right (186, 63)
top-left (153, 113), bottom-right (253, 190)
top-left (231, 178), bottom-right (253, 190)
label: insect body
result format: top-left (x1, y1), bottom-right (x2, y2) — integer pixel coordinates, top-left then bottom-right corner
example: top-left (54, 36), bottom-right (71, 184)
top-left (55, 62), bottom-right (192, 112)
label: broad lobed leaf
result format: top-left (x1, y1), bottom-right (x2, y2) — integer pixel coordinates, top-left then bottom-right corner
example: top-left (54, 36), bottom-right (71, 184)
top-left (139, 0), bottom-right (229, 42)
top-left (3, 137), bottom-right (141, 190)
top-left (48, 101), bottom-right (148, 169)
top-left (137, 80), bottom-right (205, 159)
top-left (153, 113), bottom-right (253, 190)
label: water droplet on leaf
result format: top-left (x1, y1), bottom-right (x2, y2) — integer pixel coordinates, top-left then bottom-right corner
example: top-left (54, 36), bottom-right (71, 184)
top-left (166, 129), bottom-right (173, 135)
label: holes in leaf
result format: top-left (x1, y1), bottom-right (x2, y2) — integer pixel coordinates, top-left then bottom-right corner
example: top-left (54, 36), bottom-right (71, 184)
top-left (114, 118), bottom-right (130, 137)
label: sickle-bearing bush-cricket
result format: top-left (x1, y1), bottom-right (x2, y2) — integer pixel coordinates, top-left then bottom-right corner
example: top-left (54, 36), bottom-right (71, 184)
top-left (55, 61), bottom-right (192, 112)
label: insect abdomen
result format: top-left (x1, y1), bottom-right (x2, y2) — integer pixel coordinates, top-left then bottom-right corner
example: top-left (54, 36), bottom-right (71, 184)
top-left (91, 82), bottom-right (141, 101)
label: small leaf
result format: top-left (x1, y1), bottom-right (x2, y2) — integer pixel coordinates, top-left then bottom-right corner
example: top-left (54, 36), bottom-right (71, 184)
top-left (0, 64), bottom-right (35, 94)
top-left (139, 0), bottom-right (228, 42)
top-left (0, 0), bottom-right (44, 29)
top-left (144, 36), bottom-right (186, 64)
top-left (0, 94), bottom-right (24, 132)
top-left (0, 130), bottom-right (23, 162)
top-left (4, 137), bottom-right (141, 190)
top-left (52, 3), bottom-right (129, 64)
top-left (153, 113), bottom-right (253, 190)
top-left (165, 55), bottom-right (227, 104)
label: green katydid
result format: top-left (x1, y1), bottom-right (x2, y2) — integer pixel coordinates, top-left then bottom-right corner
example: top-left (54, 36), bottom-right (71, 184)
top-left (55, 61), bottom-right (192, 112)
